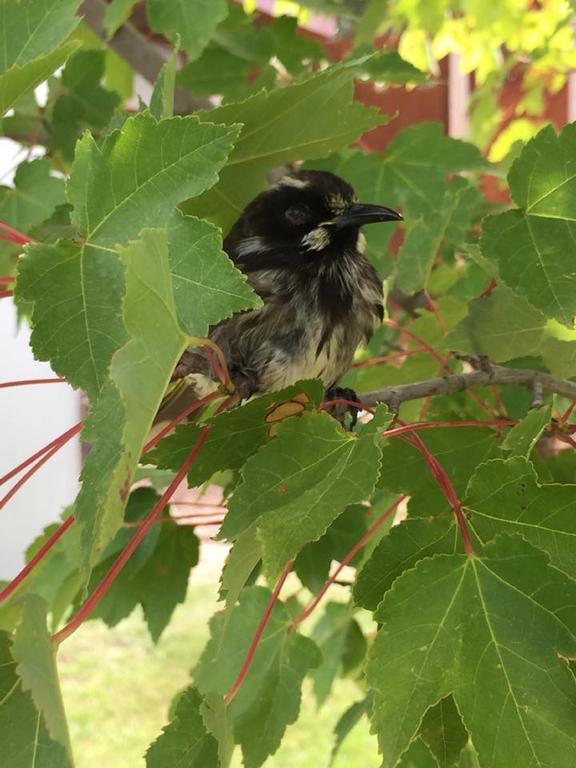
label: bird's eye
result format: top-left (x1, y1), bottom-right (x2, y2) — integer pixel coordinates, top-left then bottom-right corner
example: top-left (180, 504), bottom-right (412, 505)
top-left (285, 204), bottom-right (312, 226)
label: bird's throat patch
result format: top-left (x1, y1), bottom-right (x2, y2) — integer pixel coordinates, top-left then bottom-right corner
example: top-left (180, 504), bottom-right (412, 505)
top-left (302, 226), bottom-right (331, 251)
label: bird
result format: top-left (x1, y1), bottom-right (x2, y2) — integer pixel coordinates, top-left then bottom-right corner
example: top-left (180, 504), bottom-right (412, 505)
top-left (157, 169), bottom-right (402, 426)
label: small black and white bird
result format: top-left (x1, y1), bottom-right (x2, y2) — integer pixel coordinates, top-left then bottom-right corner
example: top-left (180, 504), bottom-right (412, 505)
top-left (158, 169), bottom-right (401, 423)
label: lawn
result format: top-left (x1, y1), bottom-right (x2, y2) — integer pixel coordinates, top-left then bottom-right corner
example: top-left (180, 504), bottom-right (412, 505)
top-left (58, 542), bottom-right (380, 768)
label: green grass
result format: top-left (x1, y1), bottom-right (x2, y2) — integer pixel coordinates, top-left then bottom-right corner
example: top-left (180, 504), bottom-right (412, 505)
top-left (58, 545), bottom-right (379, 767)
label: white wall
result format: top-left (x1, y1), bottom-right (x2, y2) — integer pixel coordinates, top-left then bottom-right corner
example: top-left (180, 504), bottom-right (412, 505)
top-left (0, 298), bottom-right (81, 579)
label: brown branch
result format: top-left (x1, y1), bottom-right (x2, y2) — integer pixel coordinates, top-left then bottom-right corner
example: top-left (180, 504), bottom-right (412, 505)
top-left (359, 366), bottom-right (576, 411)
top-left (79, 0), bottom-right (210, 114)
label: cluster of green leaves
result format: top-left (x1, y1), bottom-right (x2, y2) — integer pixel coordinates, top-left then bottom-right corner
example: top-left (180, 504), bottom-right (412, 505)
top-left (2, 1), bottom-right (576, 767)
top-left (355, 0), bottom-right (576, 161)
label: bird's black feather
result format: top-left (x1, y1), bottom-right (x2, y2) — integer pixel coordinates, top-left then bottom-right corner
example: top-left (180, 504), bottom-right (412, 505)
top-left (156, 170), bottom-right (401, 422)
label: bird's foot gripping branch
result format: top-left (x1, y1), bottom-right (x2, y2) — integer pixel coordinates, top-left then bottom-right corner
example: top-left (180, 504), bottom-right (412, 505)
top-left (3, 2), bottom-right (576, 766)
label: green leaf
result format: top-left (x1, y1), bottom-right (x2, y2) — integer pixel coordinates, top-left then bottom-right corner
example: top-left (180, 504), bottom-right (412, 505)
top-left (0, 0), bottom-right (83, 114)
top-left (148, 0), bottom-right (228, 61)
top-left (355, 50), bottom-right (427, 84)
top-left (367, 535), bottom-right (576, 768)
top-left (354, 516), bottom-right (460, 611)
top-left (482, 210), bottom-right (576, 327)
top-left (167, 211), bottom-right (259, 335)
top-left (187, 62), bottom-right (386, 231)
top-left (330, 693), bottom-right (374, 766)
top-left (0, 631), bottom-right (73, 768)
top-left (5, 517), bottom-right (81, 629)
top-left (175, 5), bottom-right (313, 103)
top-left (138, 524), bottom-right (199, 641)
top-left (104, 0), bottom-right (138, 37)
top-left (500, 405), bottom-right (551, 457)
top-left (88, 518), bottom-right (198, 642)
top-left (378, 427), bottom-right (499, 515)
top-left (311, 128), bottom-right (486, 276)
top-left (74, 229), bottom-right (187, 572)
top-left (219, 526), bottom-right (262, 609)
top-left (204, 2), bottom-right (273, 63)
top-left (368, 123), bottom-right (488, 220)
top-left (420, 696), bottom-right (468, 768)
top-left (466, 456), bottom-right (576, 579)
top-left (220, 410), bottom-right (386, 573)
top-left (51, 50), bottom-right (120, 160)
top-left (397, 178), bottom-right (484, 293)
top-left (177, 44), bottom-right (255, 101)
top-left (68, 111), bottom-right (240, 249)
top-left (17, 112), bottom-right (238, 398)
top-left (16, 239), bottom-right (126, 400)
top-left (149, 44), bottom-right (178, 120)
top-left (196, 586), bottom-right (321, 768)
top-left (148, 381), bottom-right (323, 486)
top-left (310, 602), bottom-right (356, 705)
top-left (146, 687), bottom-right (219, 767)
top-left (268, 16), bottom-right (324, 74)
top-left (0, 159), bottom-right (66, 247)
top-left (443, 286), bottom-right (576, 380)
top-left (508, 122), bottom-right (576, 218)
top-left (398, 739), bottom-right (440, 768)
top-left (481, 123), bottom-right (576, 326)
top-left (294, 504), bottom-right (368, 594)
top-left (11, 596), bottom-right (72, 758)
top-left (0, 0), bottom-right (81, 69)
top-left (0, 39), bottom-right (80, 115)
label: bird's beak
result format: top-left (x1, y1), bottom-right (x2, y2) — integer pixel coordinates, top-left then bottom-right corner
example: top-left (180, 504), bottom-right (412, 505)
top-left (330, 203), bottom-right (403, 230)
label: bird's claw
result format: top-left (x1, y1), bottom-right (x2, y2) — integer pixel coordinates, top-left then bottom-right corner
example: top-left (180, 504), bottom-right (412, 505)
top-left (324, 386), bottom-right (362, 430)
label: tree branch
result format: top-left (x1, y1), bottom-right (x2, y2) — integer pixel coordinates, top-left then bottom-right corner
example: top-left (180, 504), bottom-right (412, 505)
top-left (79, 0), bottom-right (210, 114)
top-left (359, 366), bottom-right (576, 410)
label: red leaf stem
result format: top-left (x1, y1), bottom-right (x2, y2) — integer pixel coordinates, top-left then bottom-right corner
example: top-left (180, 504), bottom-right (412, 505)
top-left (559, 399), bottom-right (576, 424)
top-left (397, 426), bottom-right (475, 556)
top-left (0, 275), bottom-right (15, 284)
top-left (224, 559), bottom-right (294, 707)
top-left (0, 290), bottom-right (14, 299)
top-left (0, 515), bottom-right (74, 603)
top-left (291, 496), bottom-right (407, 629)
top-left (0, 221), bottom-right (34, 244)
top-left (0, 234), bottom-right (25, 245)
top-left (1, 393), bottom-right (234, 608)
top-left (352, 348), bottom-right (428, 368)
top-left (203, 345), bottom-right (229, 388)
top-left (52, 426), bottom-right (212, 645)
top-left (382, 418), bottom-right (517, 439)
top-left (0, 378), bottom-right (66, 389)
top-left (0, 422), bottom-right (82, 487)
top-left (0, 423), bottom-right (82, 508)
top-left (142, 390), bottom-right (222, 453)
top-left (424, 291), bottom-right (447, 335)
top-left (385, 318), bottom-right (447, 368)
top-left (202, 339), bottom-right (233, 392)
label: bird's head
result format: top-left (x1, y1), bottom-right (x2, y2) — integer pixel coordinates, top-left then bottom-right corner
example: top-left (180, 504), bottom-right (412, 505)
top-left (225, 170), bottom-right (402, 270)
